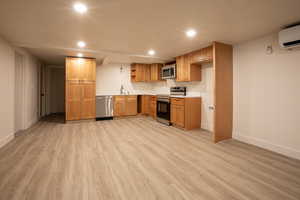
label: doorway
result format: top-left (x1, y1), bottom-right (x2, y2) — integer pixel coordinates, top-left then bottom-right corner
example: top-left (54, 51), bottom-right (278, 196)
top-left (14, 52), bottom-right (25, 133)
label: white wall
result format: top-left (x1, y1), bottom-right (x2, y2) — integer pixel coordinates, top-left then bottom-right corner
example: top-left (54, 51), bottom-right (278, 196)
top-left (0, 37), bottom-right (15, 148)
top-left (233, 33), bottom-right (300, 159)
top-left (15, 48), bottom-right (41, 129)
top-left (0, 37), bottom-right (41, 149)
top-left (96, 64), bottom-right (153, 95)
top-left (96, 63), bottom-right (214, 131)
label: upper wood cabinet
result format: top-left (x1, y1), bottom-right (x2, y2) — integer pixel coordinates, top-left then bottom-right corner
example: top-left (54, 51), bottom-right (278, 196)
top-left (190, 46), bottom-right (213, 64)
top-left (144, 64), bottom-right (151, 82)
top-left (66, 57), bottom-right (96, 81)
top-left (150, 64), bottom-right (163, 81)
top-left (131, 63), bottom-right (163, 82)
top-left (176, 54), bottom-right (201, 82)
top-left (131, 63), bottom-right (147, 82)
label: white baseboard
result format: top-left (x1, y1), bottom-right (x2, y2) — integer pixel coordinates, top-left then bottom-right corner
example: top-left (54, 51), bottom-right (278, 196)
top-left (233, 133), bottom-right (300, 160)
top-left (0, 133), bottom-right (15, 149)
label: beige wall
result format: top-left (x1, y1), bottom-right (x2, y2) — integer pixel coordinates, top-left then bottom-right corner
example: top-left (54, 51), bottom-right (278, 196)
top-left (233, 33), bottom-right (300, 159)
top-left (96, 63), bottom-right (214, 131)
top-left (0, 37), bottom-right (41, 148)
top-left (0, 37), bottom-right (15, 148)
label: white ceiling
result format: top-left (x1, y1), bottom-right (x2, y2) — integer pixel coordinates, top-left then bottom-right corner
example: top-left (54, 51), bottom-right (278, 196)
top-left (0, 0), bottom-right (300, 65)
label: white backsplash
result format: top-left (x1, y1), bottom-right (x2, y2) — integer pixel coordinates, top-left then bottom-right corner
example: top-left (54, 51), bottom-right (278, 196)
top-left (96, 63), bottom-right (213, 131)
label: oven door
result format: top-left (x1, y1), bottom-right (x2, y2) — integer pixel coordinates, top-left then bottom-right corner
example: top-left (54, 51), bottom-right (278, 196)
top-left (157, 100), bottom-right (170, 121)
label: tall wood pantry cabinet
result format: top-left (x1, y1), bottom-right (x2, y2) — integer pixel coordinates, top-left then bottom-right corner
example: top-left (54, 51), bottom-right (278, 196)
top-left (65, 57), bottom-right (96, 121)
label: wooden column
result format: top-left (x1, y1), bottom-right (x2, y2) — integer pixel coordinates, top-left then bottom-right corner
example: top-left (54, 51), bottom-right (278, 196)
top-left (213, 42), bottom-right (233, 142)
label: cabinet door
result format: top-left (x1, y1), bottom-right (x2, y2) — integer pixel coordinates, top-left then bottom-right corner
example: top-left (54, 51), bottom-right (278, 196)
top-left (66, 81), bottom-right (82, 120)
top-left (114, 96), bottom-right (125, 116)
top-left (150, 64), bottom-right (163, 81)
top-left (170, 105), bottom-right (176, 124)
top-left (176, 105), bottom-right (185, 127)
top-left (176, 56), bottom-right (183, 81)
top-left (176, 55), bottom-right (189, 82)
top-left (141, 95), bottom-right (150, 114)
top-left (149, 96), bottom-right (157, 118)
top-left (131, 64), bottom-right (137, 82)
top-left (66, 57), bottom-right (83, 81)
top-left (171, 104), bottom-right (185, 127)
top-left (135, 64), bottom-right (143, 82)
top-left (204, 46), bottom-right (213, 61)
top-left (144, 64), bottom-right (151, 82)
top-left (81, 59), bottom-right (96, 81)
top-left (81, 81), bottom-right (96, 119)
top-left (150, 64), bottom-right (157, 81)
top-left (125, 96), bottom-right (137, 116)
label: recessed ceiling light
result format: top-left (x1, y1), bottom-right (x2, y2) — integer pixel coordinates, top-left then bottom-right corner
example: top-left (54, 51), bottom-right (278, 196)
top-left (73, 2), bottom-right (87, 14)
top-left (186, 29), bottom-right (197, 38)
top-left (77, 41), bottom-right (86, 48)
top-left (77, 53), bottom-right (83, 57)
top-left (148, 49), bottom-right (155, 56)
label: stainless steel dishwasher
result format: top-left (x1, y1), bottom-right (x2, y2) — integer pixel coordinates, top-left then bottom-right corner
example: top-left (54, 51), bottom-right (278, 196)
top-left (96, 96), bottom-right (114, 120)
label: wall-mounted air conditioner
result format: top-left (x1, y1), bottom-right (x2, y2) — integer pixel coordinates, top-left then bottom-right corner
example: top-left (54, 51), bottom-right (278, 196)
top-left (279, 24), bottom-right (300, 49)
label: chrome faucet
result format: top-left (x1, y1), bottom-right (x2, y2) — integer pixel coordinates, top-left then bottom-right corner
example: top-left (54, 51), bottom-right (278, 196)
top-left (120, 85), bottom-right (124, 95)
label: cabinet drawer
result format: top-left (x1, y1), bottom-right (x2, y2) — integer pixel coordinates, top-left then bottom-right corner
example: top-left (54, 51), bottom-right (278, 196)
top-left (150, 96), bottom-right (157, 101)
top-left (171, 98), bottom-right (185, 106)
top-left (126, 95), bottom-right (137, 101)
top-left (114, 96), bottom-right (125, 102)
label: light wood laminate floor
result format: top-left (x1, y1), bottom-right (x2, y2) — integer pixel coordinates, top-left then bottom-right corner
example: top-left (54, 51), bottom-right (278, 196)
top-left (0, 116), bottom-right (300, 200)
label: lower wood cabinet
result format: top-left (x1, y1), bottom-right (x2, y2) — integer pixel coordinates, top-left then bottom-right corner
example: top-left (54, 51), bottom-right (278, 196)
top-left (114, 95), bottom-right (137, 117)
top-left (149, 96), bottom-right (157, 118)
top-left (171, 104), bottom-right (185, 128)
top-left (126, 96), bottom-right (138, 116)
top-left (171, 97), bottom-right (201, 130)
top-left (141, 95), bottom-right (150, 115)
top-left (66, 80), bottom-right (96, 121)
top-left (141, 95), bottom-right (156, 118)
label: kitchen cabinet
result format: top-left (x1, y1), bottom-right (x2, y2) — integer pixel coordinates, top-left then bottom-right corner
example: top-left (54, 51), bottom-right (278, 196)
top-left (141, 95), bottom-right (150, 115)
top-left (131, 63), bottom-right (150, 82)
top-left (149, 96), bottom-right (157, 118)
top-left (150, 64), bottom-right (163, 81)
top-left (176, 54), bottom-right (201, 82)
top-left (170, 97), bottom-right (201, 130)
top-left (131, 63), bottom-right (163, 82)
top-left (66, 81), bottom-right (82, 120)
top-left (174, 42), bottom-right (233, 142)
top-left (66, 57), bottom-right (96, 81)
top-left (65, 57), bottom-right (96, 121)
top-left (114, 95), bottom-right (137, 117)
top-left (114, 96), bottom-right (125, 116)
top-left (190, 46), bottom-right (213, 64)
top-left (126, 96), bottom-right (138, 116)
top-left (80, 81), bottom-right (96, 119)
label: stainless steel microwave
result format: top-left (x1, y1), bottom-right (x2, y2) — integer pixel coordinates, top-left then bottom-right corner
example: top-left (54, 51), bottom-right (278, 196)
top-left (161, 64), bottom-right (176, 79)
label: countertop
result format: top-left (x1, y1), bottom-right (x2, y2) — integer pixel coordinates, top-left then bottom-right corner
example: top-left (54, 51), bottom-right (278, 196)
top-left (96, 94), bottom-right (201, 98)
